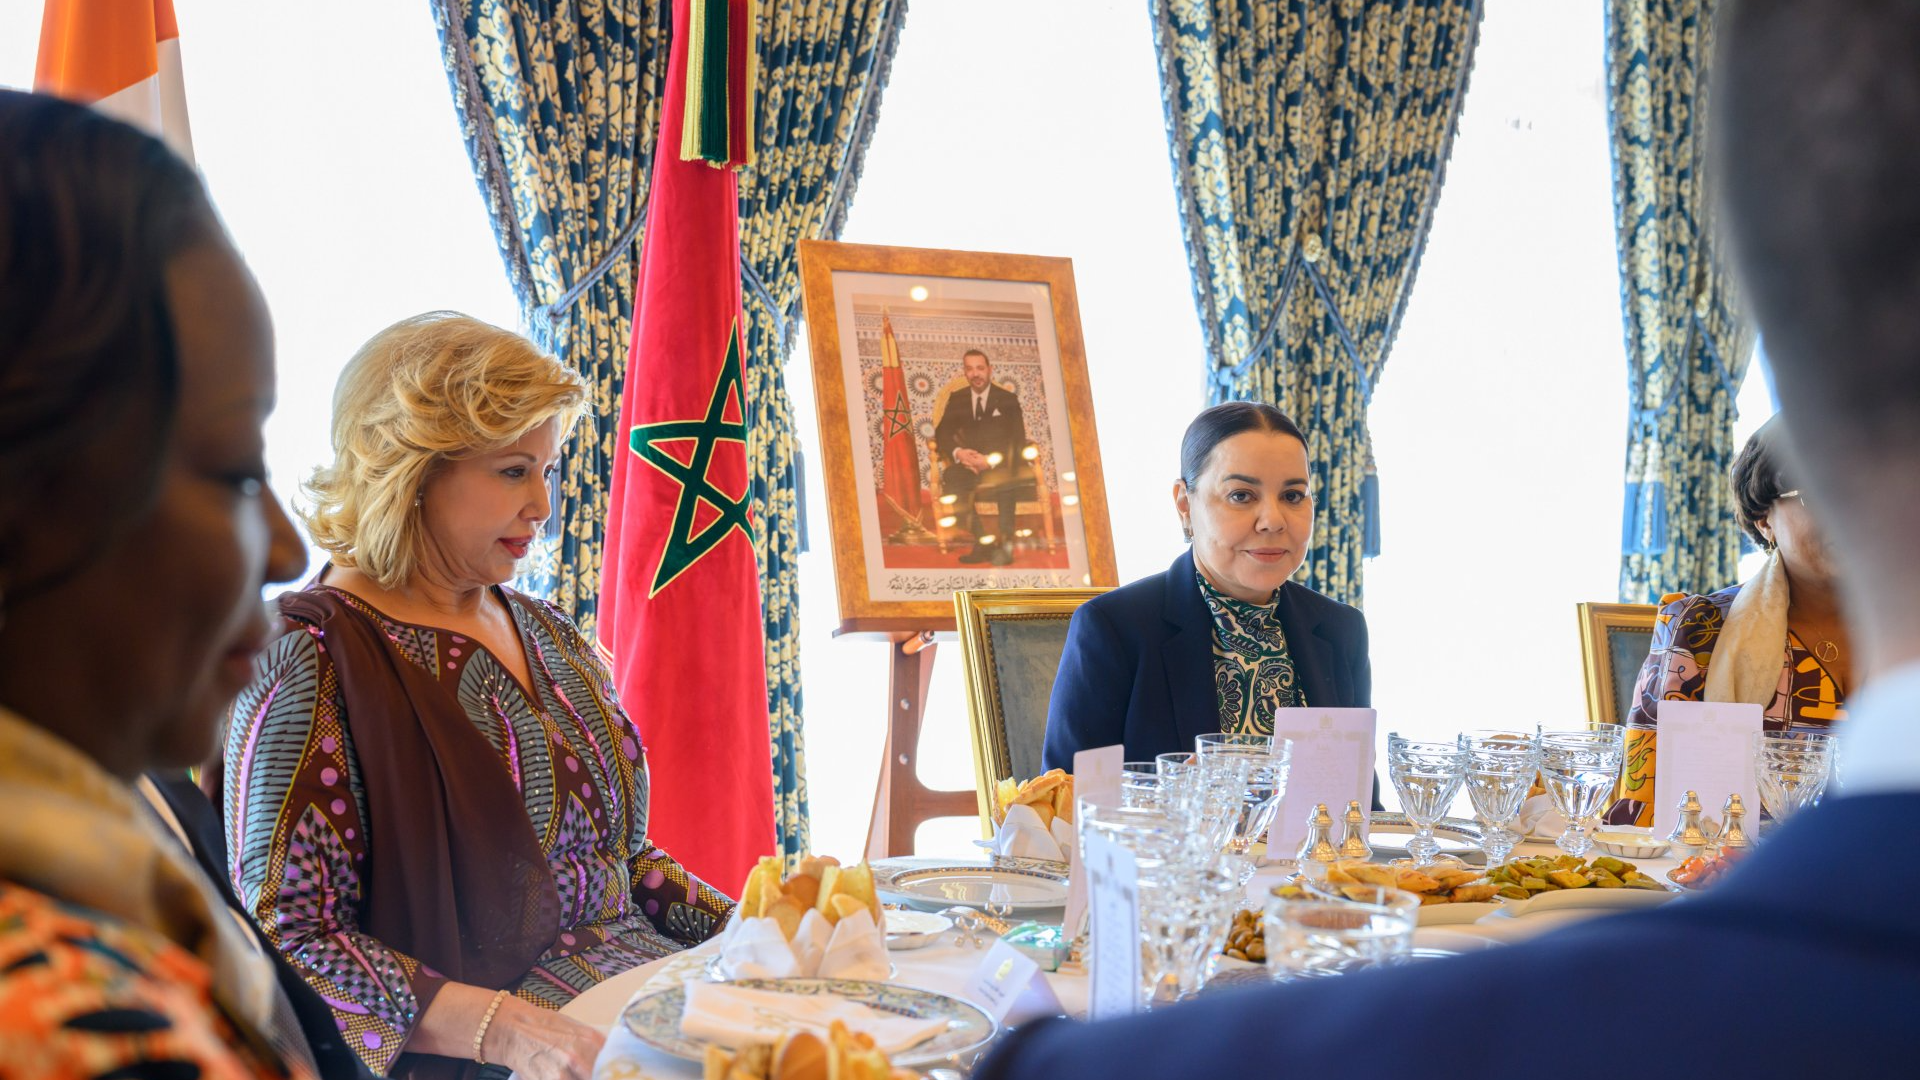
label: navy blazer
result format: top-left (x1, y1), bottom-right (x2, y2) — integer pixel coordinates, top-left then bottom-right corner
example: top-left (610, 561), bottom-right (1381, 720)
top-left (977, 791), bottom-right (1920, 1080)
top-left (1043, 548), bottom-right (1370, 771)
top-left (146, 772), bottom-right (377, 1080)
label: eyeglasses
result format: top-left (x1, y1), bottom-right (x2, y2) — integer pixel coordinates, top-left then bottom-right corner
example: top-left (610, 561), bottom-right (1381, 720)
top-left (1776, 489), bottom-right (1805, 508)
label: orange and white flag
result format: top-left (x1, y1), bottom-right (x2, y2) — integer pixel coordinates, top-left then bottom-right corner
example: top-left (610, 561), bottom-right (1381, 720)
top-left (35, 0), bottom-right (194, 162)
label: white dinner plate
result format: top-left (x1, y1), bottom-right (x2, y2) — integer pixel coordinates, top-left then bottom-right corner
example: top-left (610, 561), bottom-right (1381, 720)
top-left (1362, 814), bottom-right (1487, 863)
top-left (1497, 882), bottom-right (1679, 917)
top-left (621, 978), bottom-right (994, 1067)
top-left (873, 865), bottom-right (1068, 913)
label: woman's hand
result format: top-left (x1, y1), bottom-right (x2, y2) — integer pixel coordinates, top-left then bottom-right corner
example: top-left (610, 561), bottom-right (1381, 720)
top-left (484, 997), bottom-right (606, 1080)
top-left (413, 983), bottom-right (606, 1080)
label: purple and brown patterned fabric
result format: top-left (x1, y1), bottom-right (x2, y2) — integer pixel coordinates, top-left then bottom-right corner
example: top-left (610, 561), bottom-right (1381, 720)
top-left (1609, 583), bottom-right (1848, 826)
top-left (224, 585), bottom-right (732, 1075)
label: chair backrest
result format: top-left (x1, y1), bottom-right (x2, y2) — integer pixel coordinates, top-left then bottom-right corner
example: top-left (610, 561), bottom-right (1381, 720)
top-left (1576, 601), bottom-right (1659, 728)
top-left (953, 587), bottom-right (1109, 835)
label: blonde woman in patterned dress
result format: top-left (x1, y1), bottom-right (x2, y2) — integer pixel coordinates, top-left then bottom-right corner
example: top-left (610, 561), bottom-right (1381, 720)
top-left (226, 314), bottom-right (733, 1080)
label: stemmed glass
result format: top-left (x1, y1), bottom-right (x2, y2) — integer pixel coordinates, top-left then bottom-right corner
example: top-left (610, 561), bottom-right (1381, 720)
top-left (1155, 752), bottom-right (1239, 857)
top-left (1538, 726), bottom-right (1625, 857)
top-left (1195, 734), bottom-right (1294, 860)
top-left (1120, 761), bottom-right (1162, 809)
top-left (1386, 734), bottom-right (1468, 865)
top-left (1078, 800), bottom-right (1235, 1008)
top-left (1753, 731), bottom-right (1835, 830)
top-left (1458, 730), bottom-right (1539, 867)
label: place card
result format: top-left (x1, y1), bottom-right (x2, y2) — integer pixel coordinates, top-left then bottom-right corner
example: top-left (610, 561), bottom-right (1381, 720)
top-left (1267, 707), bottom-right (1377, 855)
top-left (1649, 701), bottom-right (1764, 838)
top-left (1081, 829), bottom-right (1140, 1020)
top-left (1062, 744), bottom-right (1123, 937)
top-left (963, 938), bottom-right (1062, 1025)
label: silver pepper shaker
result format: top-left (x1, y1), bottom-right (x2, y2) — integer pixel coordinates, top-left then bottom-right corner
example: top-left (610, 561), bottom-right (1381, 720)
top-left (1718, 793), bottom-right (1754, 852)
top-left (1335, 800), bottom-right (1373, 861)
top-left (1297, 802), bottom-right (1340, 870)
top-left (1667, 789), bottom-right (1711, 857)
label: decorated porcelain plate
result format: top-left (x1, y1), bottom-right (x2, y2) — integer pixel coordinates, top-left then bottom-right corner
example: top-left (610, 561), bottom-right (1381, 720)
top-left (872, 860), bottom-right (1068, 913)
top-left (621, 978), bottom-right (995, 1067)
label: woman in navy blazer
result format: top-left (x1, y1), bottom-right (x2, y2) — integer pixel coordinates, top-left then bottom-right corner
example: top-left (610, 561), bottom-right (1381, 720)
top-left (1043, 403), bottom-right (1370, 771)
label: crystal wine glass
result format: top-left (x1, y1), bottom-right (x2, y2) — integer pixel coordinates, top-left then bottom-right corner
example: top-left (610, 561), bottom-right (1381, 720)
top-left (1753, 731), bottom-right (1835, 830)
top-left (1195, 734), bottom-right (1294, 860)
top-left (1385, 735), bottom-right (1468, 865)
top-left (1458, 730), bottom-right (1539, 867)
top-left (1538, 726), bottom-right (1625, 857)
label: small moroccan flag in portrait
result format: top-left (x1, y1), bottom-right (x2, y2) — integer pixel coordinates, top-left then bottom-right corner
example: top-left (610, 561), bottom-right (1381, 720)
top-left (877, 311), bottom-right (924, 531)
top-left (598, 0), bottom-right (773, 890)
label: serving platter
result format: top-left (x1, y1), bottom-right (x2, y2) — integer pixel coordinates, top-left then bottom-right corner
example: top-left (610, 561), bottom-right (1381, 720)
top-left (872, 859), bottom-right (1068, 913)
top-left (621, 978), bottom-right (995, 1067)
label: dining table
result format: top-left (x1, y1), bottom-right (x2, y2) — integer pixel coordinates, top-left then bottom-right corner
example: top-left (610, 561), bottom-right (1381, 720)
top-left (567, 839), bottom-right (1690, 1080)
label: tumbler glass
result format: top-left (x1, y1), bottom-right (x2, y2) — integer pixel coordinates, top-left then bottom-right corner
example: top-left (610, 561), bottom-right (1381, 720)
top-left (1263, 883), bottom-right (1419, 980)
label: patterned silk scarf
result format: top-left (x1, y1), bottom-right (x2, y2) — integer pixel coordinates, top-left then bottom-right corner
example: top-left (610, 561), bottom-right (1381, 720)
top-left (1197, 572), bottom-right (1305, 736)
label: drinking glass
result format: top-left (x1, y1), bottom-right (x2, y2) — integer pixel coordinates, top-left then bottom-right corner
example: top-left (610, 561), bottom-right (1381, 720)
top-left (1458, 730), bottom-right (1540, 866)
top-left (1753, 731), bottom-right (1835, 829)
top-left (1155, 752), bottom-right (1239, 856)
top-left (1385, 735), bottom-right (1468, 865)
top-left (1196, 735), bottom-right (1294, 859)
top-left (1137, 859), bottom-right (1241, 1006)
top-left (1538, 726), bottom-right (1625, 857)
top-left (1120, 761), bottom-right (1162, 809)
top-left (1262, 884), bottom-right (1419, 980)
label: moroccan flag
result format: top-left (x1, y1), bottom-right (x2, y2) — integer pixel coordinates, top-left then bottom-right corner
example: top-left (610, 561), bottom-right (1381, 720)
top-left (36, 0), bottom-right (195, 161)
top-left (877, 312), bottom-right (924, 530)
top-left (599, 0), bottom-right (773, 891)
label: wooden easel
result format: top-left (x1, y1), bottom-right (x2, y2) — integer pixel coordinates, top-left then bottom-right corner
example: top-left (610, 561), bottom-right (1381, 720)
top-left (863, 629), bottom-right (975, 859)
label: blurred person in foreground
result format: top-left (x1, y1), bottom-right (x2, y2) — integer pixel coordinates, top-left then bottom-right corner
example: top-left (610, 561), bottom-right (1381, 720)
top-left (226, 313), bottom-right (733, 1080)
top-left (0, 90), bottom-right (321, 1077)
top-left (979, 2), bottom-right (1920, 1075)
top-left (1609, 414), bottom-right (1850, 824)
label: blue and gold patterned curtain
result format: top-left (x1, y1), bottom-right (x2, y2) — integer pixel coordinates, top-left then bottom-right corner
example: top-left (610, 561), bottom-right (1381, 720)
top-left (433, 0), bottom-right (668, 630)
top-left (439, 0), bottom-right (906, 862)
top-left (1608, 0), bottom-right (1753, 601)
top-left (1151, 0), bottom-right (1482, 607)
top-left (740, 0), bottom-right (907, 863)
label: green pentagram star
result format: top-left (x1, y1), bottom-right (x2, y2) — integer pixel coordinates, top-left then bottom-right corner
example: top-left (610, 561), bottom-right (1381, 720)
top-left (629, 321), bottom-right (755, 597)
top-left (881, 387), bottom-right (913, 439)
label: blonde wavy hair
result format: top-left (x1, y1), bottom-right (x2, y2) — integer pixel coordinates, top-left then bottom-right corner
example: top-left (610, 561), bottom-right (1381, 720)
top-left (302, 312), bottom-right (589, 588)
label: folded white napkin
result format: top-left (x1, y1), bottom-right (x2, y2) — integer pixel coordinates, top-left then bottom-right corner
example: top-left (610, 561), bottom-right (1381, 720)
top-left (712, 906), bottom-right (889, 981)
top-left (990, 802), bottom-right (1075, 862)
top-left (1515, 794), bottom-right (1566, 840)
top-left (681, 981), bottom-right (948, 1055)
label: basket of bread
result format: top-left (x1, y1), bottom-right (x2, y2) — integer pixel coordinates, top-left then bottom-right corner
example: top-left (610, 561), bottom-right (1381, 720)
top-left (704, 1020), bottom-right (917, 1080)
top-left (713, 856), bottom-right (890, 980)
top-left (985, 769), bottom-right (1076, 864)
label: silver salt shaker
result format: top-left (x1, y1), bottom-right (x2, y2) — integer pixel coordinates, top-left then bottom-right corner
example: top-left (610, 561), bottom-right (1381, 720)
top-left (1667, 789), bottom-right (1712, 857)
top-left (1297, 802), bottom-right (1340, 870)
top-left (1335, 800), bottom-right (1373, 861)
top-left (1717, 793), bottom-right (1754, 852)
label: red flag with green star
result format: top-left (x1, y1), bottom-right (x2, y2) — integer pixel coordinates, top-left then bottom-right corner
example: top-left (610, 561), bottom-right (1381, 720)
top-left (599, 0), bottom-right (772, 891)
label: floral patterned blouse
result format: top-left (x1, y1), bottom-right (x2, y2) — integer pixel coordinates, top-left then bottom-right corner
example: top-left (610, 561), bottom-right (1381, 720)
top-left (1609, 584), bottom-right (1849, 826)
top-left (224, 586), bottom-right (733, 1074)
top-left (1198, 573), bottom-right (1306, 736)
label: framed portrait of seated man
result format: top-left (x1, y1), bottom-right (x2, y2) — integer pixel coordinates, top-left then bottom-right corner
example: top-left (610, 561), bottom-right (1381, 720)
top-left (798, 241), bottom-right (1118, 634)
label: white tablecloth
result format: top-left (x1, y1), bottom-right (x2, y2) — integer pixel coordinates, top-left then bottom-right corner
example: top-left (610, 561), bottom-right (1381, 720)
top-left (570, 842), bottom-right (1683, 1079)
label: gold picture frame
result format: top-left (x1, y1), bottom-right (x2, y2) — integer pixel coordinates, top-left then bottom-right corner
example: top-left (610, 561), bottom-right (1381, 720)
top-left (953, 587), bottom-right (1110, 836)
top-left (1576, 601), bottom-right (1660, 729)
top-left (799, 241), bottom-right (1118, 635)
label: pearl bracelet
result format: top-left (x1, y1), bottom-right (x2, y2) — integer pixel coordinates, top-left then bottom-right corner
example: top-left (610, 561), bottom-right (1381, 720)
top-left (473, 989), bottom-right (510, 1065)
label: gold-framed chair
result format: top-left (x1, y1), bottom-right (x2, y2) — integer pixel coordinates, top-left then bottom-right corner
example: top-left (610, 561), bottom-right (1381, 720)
top-left (1576, 602), bottom-right (1660, 728)
top-left (926, 375), bottom-right (1055, 553)
top-left (953, 587), bottom-right (1109, 836)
